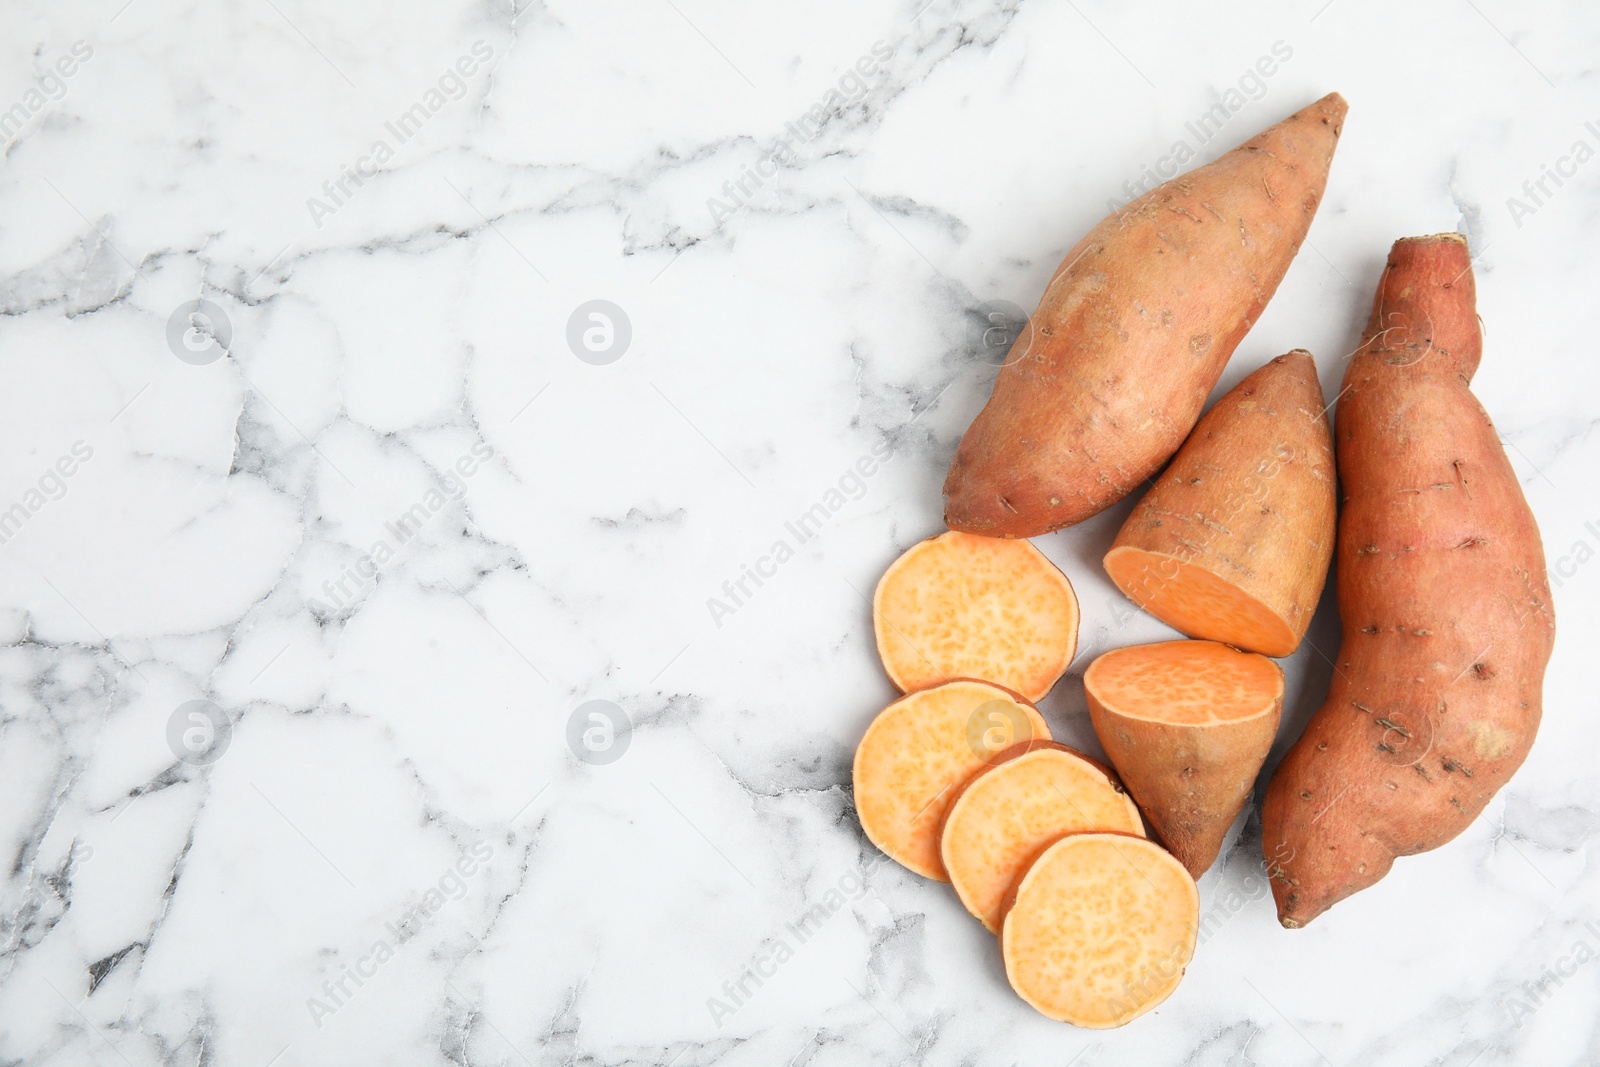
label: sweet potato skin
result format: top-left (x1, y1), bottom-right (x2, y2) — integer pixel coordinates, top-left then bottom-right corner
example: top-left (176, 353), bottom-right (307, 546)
top-left (944, 93), bottom-right (1347, 538)
top-left (1104, 350), bottom-right (1337, 657)
top-left (1261, 234), bottom-right (1556, 927)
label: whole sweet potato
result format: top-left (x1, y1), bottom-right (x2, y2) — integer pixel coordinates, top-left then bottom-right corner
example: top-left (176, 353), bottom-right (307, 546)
top-left (944, 93), bottom-right (1347, 538)
top-left (1261, 234), bottom-right (1555, 927)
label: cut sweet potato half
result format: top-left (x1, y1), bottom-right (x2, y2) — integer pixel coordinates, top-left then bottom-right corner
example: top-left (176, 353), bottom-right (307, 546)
top-left (1000, 833), bottom-right (1198, 1028)
top-left (940, 740), bottom-right (1144, 932)
top-left (854, 680), bottom-right (1050, 881)
top-left (1085, 640), bottom-right (1282, 877)
top-left (1103, 351), bottom-right (1336, 658)
top-left (873, 530), bottom-right (1079, 702)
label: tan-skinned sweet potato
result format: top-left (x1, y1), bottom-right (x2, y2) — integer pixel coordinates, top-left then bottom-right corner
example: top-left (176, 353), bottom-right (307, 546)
top-left (999, 832), bottom-right (1198, 1027)
top-left (873, 530), bottom-right (1079, 702)
top-left (944, 93), bottom-right (1346, 538)
top-left (1086, 641), bottom-right (1283, 878)
top-left (854, 679), bottom-right (1050, 880)
top-left (1261, 234), bottom-right (1555, 927)
top-left (1104, 351), bottom-right (1336, 657)
top-left (939, 740), bottom-right (1143, 932)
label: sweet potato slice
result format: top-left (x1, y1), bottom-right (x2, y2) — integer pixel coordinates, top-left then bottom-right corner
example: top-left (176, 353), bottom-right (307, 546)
top-left (940, 740), bottom-right (1143, 932)
top-left (1000, 833), bottom-right (1198, 1027)
top-left (1085, 641), bottom-right (1283, 877)
top-left (854, 680), bottom-right (1050, 881)
top-left (1104, 351), bottom-right (1337, 657)
top-left (873, 530), bottom-right (1079, 702)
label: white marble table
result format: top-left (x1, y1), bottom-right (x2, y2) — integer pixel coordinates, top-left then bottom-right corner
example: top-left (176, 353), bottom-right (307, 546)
top-left (1, 1), bottom-right (1596, 1064)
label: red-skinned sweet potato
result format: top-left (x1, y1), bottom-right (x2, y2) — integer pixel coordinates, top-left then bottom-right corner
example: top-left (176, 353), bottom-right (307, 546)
top-left (1261, 233), bottom-right (1556, 927)
top-left (944, 93), bottom-right (1347, 538)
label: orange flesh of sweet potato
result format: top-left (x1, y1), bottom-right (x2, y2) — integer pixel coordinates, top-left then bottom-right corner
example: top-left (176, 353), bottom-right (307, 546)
top-left (1104, 351), bottom-right (1337, 657)
top-left (1086, 641), bottom-right (1282, 877)
top-left (1261, 234), bottom-right (1556, 927)
top-left (1104, 551), bottom-right (1295, 656)
top-left (999, 833), bottom-right (1198, 1028)
top-left (854, 680), bottom-right (1050, 881)
top-left (873, 530), bottom-right (1079, 702)
top-left (944, 93), bottom-right (1346, 538)
top-left (940, 740), bottom-right (1144, 932)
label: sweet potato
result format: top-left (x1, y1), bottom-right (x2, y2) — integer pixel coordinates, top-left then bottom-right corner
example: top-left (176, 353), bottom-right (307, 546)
top-left (940, 740), bottom-right (1143, 932)
top-left (1104, 351), bottom-right (1336, 656)
top-left (873, 530), bottom-right (1079, 702)
top-left (854, 679), bottom-right (1050, 880)
top-left (1261, 234), bottom-right (1555, 927)
top-left (1086, 640), bottom-right (1283, 877)
top-left (944, 93), bottom-right (1347, 538)
top-left (999, 833), bottom-right (1198, 1027)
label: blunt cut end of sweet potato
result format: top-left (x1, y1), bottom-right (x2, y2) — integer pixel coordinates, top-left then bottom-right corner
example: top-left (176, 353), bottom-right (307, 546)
top-left (1085, 640), bottom-right (1283, 726)
top-left (1085, 641), bottom-right (1283, 877)
top-left (873, 531), bottom-right (1079, 702)
top-left (940, 741), bottom-right (1143, 932)
top-left (1000, 833), bottom-right (1198, 1028)
top-left (854, 680), bottom-right (1050, 881)
top-left (1104, 546), bottom-right (1299, 658)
